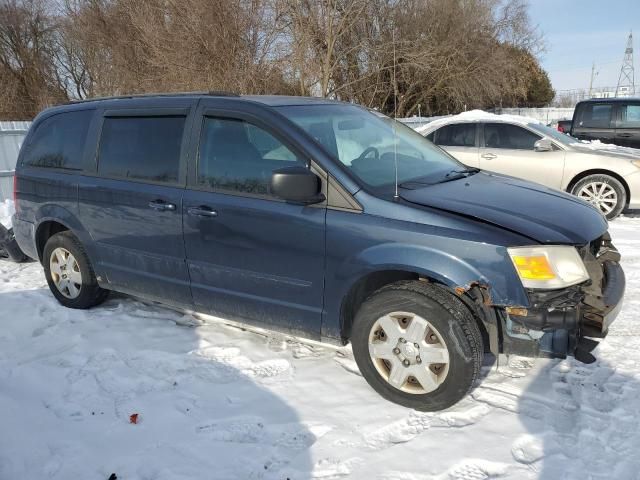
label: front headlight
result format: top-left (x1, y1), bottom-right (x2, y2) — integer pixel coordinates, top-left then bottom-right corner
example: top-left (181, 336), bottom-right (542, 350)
top-left (507, 245), bottom-right (589, 289)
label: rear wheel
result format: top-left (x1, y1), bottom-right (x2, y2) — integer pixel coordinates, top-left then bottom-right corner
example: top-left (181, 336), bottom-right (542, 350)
top-left (571, 174), bottom-right (626, 220)
top-left (43, 231), bottom-right (109, 309)
top-left (351, 281), bottom-right (483, 411)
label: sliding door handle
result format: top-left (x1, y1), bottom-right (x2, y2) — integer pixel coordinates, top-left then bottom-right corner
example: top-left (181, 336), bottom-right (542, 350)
top-left (149, 200), bottom-right (176, 211)
top-left (187, 206), bottom-right (218, 217)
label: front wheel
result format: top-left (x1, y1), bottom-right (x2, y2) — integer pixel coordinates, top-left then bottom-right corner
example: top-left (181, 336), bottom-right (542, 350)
top-left (351, 281), bottom-right (483, 411)
top-left (571, 174), bottom-right (626, 220)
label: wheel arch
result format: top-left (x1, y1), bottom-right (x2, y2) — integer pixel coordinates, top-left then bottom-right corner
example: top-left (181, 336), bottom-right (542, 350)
top-left (566, 169), bottom-right (631, 207)
top-left (35, 220), bottom-right (71, 262)
top-left (338, 268), bottom-right (490, 349)
top-left (34, 205), bottom-right (94, 265)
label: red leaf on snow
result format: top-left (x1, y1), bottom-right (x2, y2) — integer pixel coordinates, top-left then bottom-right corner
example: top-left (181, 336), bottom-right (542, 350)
top-left (129, 413), bottom-right (139, 424)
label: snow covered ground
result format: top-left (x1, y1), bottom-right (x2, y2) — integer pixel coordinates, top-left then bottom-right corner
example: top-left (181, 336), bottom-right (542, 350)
top-left (1, 213), bottom-right (639, 480)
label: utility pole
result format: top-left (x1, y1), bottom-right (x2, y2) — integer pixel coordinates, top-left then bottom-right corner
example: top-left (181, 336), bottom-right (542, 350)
top-left (616, 32), bottom-right (635, 97)
top-left (588, 63), bottom-right (598, 98)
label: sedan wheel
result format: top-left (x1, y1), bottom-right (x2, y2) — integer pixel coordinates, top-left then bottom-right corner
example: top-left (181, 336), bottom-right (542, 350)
top-left (570, 174), bottom-right (626, 220)
top-left (368, 311), bottom-right (450, 394)
top-left (49, 247), bottom-right (83, 299)
top-left (577, 181), bottom-right (618, 216)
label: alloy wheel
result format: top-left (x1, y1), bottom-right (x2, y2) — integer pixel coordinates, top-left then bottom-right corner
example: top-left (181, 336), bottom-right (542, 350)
top-left (577, 181), bottom-right (618, 215)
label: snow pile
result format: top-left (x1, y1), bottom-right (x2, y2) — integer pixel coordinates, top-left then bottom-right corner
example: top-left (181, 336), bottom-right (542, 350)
top-left (1, 217), bottom-right (640, 478)
top-left (415, 109), bottom-right (542, 135)
top-left (0, 199), bottom-right (15, 229)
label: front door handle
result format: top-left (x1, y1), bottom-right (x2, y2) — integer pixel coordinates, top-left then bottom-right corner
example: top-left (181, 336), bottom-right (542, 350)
top-left (481, 153), bottom-right (497, 160)
top-left (187, 206), bottom-right (218, 217)
top-left (149, 200), bottom-right (176, 211)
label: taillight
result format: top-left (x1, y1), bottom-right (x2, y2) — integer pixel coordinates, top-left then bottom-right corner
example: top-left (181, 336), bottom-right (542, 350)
top-left (13, 173), bottom-right (18, 213)
top-left (557, 125), bottom-right (565, 133)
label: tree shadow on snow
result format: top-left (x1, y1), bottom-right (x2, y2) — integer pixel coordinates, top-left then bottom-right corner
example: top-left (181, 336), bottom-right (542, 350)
top-left (0, 286), bottom-right (314, 480)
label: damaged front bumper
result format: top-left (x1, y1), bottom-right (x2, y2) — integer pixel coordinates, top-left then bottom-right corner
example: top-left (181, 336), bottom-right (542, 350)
top-left (502, 233), bottom-right (625, 364)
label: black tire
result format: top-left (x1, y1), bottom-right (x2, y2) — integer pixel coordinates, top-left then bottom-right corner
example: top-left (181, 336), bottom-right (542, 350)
top-left (351, 281), bottom-right (483, 411)
top-left (570, 174), bottom-right (626, 220)
top-left (0, 224), bottom-right (28, 263)
top-left (43, 231), bottom-right (109, 309)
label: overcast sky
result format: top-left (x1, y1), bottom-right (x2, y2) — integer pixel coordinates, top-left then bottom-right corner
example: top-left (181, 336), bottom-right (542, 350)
top-left (528, 0), bottom-right (639, 93)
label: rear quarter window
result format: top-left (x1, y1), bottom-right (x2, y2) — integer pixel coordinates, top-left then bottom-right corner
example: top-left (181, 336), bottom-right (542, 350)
top-left (22, 110), bottom-right (93, 170)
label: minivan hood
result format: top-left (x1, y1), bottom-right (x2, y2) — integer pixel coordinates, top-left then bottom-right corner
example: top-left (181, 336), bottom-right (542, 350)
top-left (400, 171), bottom-right (607, 244)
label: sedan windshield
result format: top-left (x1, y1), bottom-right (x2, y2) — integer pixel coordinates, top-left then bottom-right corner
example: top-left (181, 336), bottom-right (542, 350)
top-left (277, 104), bottom-right (467, 190)
top-left (528, 123), bottom-right (580, 145)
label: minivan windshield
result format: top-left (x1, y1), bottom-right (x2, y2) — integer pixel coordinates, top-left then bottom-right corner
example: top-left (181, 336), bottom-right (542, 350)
top-left (528, 123), bottom-right (580, 145)
top-left (277, 104), bottom-right (469, 190)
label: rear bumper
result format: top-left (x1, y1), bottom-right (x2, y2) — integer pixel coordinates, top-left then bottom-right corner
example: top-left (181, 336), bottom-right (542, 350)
top-left (502, 234), bottom-right (625, 363)
top-left (12, 216), bottom-right (38, 260)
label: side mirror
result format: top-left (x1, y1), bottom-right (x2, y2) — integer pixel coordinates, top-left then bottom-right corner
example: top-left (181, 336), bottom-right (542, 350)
top-left (270, 166), bottom-right (325, 204)
top-left (534, 138), bottom-right (553, 152)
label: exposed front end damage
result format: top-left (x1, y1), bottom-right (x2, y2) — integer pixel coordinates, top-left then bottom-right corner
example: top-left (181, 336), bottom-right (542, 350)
top-left (459, 233), bottom-right (625, 364)
top-left (504, 232), bottom-right (624, 363)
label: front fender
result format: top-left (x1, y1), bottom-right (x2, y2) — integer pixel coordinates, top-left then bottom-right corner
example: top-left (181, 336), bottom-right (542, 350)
top-left (348, 243), bottom-right (486, 292)
top-left (322, 239), bottom-right (530, 341)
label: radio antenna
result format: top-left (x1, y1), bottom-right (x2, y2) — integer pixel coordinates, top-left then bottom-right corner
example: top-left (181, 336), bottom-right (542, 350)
top-left (392, 27), bottom-right (399, 200)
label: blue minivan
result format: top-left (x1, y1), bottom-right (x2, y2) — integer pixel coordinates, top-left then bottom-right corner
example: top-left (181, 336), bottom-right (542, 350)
top-left (13, 93), bottom-right (625, 410)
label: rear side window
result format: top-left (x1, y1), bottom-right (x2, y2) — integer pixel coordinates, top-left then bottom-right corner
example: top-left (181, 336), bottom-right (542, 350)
top-left (198, 117), bottom-right (305, 195)
top-left (484, 123), bottom-right (540, 150)
top-left (620, 104), bottom-right (640, 128)
top-left (22, 110), bottom-right (93, 170)
top-left (98, 116), bottom-right (185, 183)
top-left (434, 124), bottom-right (476, 147)
top-left (577, 104), bottom-right (613, 128)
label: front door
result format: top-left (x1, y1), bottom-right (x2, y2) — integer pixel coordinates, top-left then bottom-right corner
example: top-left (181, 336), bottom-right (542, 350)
top-left (183, 105), bottom-right (326, 338)
top-left (479, 122), bottom-right (566, 189)
top-left (615, 102), bottom-right (640, 148)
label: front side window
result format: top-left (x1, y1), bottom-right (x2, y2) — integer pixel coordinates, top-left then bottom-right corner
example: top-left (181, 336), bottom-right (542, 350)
top-left (578, 104), bottom-right (613, 128)
top-left (484, 123), bottom-right (540, 150)
top-left (198, 117), bottom-right (305, 195)
top-left (435, 123), bottom-right (476, 147)
top-left (98, 116), bottom-right (185, 183)
top-left (23, 110), bottom-right (93, 170)
top-left (620, 104), bottom-right (640, 128)
top-left (278, 104), bottom-right (464, 190)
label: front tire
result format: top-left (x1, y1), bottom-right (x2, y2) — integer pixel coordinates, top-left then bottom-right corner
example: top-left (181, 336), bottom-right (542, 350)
top-left (43, 231), bottom-right (109, 309)
top-left (571, 174), bottom-right (626, 220)
top-left (351, 281), bottom-right (483, 411)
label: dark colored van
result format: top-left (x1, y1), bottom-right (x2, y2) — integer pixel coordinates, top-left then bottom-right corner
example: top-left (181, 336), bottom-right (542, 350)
top-left (13, 93), bottom-right (625, 411)
top-left (571, 97), bottom-right (640, 148)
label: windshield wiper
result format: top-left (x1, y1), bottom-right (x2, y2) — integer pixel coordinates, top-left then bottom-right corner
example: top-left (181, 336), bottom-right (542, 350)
top-left (398, 168), bottom-right (480, 189)
top-left (438, 167), bottom-right (480, 183)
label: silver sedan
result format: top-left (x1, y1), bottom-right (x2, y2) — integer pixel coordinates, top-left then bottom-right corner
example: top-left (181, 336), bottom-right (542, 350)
top-left (420, 116), bottom-right (640, 219)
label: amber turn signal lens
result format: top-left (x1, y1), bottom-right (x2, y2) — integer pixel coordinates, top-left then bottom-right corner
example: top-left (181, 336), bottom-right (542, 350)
top-left (511, 255), bottom-right (556, 280)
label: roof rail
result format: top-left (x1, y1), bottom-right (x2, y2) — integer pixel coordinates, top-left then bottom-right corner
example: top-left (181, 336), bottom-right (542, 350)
top-left (66, 91), bottom-right (240, 105)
